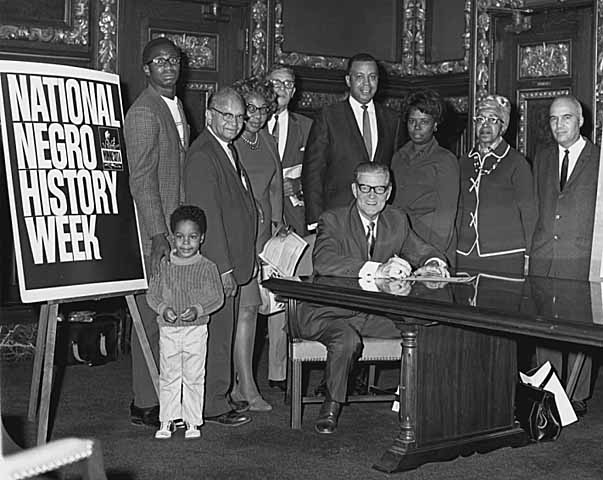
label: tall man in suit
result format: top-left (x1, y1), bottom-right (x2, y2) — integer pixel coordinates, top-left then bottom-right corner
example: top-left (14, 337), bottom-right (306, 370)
top-left (265, 65), bottom-right (313, 392)
top-left (530, 95), bottom-right (601, 416)
top-left (125, 38), bottom-right (189, 427)
top-left (302, 53), bottom-right (402, 228)
top-left (294, 162), bottom-right (448, 434)
top-left (183, 87), bottom-right (256, 426)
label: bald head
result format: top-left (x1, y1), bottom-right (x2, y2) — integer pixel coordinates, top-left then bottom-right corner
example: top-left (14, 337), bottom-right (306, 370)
top-left (206, 87), bottom-right (246, 143)
top-left (549, 95), bottom-right (584, 149)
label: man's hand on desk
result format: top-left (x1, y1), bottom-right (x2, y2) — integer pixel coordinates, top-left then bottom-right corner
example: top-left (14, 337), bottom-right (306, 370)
top-left (413, 260), bottom-right (449, 289)
top-left (375, 278), bottom-right (412, 296)
top-left (376, 256), bottom-right (412, 279)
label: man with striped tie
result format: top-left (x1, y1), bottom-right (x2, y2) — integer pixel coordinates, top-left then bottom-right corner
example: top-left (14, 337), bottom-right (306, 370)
top-left (293, 162), bottom-right (448, 434)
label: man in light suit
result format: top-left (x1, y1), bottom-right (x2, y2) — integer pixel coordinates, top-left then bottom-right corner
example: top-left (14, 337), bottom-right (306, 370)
top-left (530, 94), bottom-right (600, 416)
top-left (184, 87), bottom-right (257, 427)
top-left (265, 65), bottom-right (313, 392)
top-left (125, 37), bottom-right (189, 427)
top-left (302, 53), bottom-right (403, 228)
top-left (294, 162), bottom-right (448, 434)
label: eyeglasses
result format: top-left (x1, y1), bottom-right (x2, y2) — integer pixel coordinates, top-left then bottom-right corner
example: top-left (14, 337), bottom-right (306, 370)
top-left (246, 104), bottom-right (270, 115)
top-left (270, 79), bottom-right (295, 90)
top-left (356, 183), bottom-right (389, 195)
top-left (473, 116), bottom-right (502, 125)
top-left (147, 56), bottom-right (181, 67)
top-left (211, 107), bottom-right (246, 123)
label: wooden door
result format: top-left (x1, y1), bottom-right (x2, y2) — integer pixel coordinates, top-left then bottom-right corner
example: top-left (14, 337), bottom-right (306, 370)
top-left (492, 4), bottom-right (594, 163)
top-left (119, 0), bottom-right (249, 140)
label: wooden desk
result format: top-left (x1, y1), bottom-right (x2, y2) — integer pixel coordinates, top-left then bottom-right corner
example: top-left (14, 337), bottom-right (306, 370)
top-left (264, 274), bottom-right (603, 473)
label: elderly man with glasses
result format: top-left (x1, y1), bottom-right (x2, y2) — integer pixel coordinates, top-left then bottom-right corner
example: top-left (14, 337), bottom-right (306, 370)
top-left (125, 37), bottom-right (190, 428)
top-left (293, 162), bottom-right (448, 434)
top-left (182, 87), bottom-right (258, 427)
top-left (455, 94), bottom-right (537, 277)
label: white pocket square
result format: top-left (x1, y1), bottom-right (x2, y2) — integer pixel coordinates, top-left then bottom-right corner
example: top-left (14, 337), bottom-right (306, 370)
top-left (299, 147), bottom-right (305, 152)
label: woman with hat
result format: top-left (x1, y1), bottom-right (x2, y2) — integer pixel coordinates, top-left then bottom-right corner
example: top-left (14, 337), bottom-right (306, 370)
top-left (455, 94), bottom-right (537, 276)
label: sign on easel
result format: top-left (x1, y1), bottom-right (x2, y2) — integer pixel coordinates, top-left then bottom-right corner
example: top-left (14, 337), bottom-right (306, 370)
top-left (0, 61), bottom-right (147, 302)
top-left (590, 127), bottom-right (603, 281)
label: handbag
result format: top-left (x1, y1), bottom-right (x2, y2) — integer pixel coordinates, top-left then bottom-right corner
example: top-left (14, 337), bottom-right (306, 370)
top-left (515, 367), bottom-right (562, 442)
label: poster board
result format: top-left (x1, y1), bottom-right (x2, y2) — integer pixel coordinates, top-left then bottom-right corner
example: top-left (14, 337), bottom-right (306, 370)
top-left (0, 61), bottom-right (147, 303)
top-left (590, 129), bottom-right (603, 281)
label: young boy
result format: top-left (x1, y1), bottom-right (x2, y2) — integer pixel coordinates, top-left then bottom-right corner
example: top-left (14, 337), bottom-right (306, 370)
top-left (146, 205), bottom-right (224, 439)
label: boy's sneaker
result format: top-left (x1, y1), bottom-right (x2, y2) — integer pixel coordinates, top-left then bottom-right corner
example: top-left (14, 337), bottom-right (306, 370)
top-left (155, 421), bottom-right (175, 439)
top-left (184, 422), bottom-right (201, 439)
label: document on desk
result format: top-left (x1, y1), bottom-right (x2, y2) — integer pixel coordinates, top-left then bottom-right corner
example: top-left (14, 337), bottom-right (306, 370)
top-left (396, 275), bottom-right (477, 283)
top-left (259, 230), bottom-right (309, 277)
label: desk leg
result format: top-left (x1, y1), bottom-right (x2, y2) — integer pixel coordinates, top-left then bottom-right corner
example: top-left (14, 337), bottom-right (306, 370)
top-left (28, 303), bottom-right (49, 421)
top-left (37, 302), bottom-right (59, 445)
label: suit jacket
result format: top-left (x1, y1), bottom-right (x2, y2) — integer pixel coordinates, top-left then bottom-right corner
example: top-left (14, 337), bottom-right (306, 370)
top-left (184, 128), bottom-right (257, 285)
top-left (294, 203), bottom-right (443, 338)
top-left (282, 111), bottom-right (312, 235)
top-left (530, 139), bottom-right (600, 280)
top-left (302, 100), bottom-right (402, 224)
top-left (125, 86), bottom-right (190, 256)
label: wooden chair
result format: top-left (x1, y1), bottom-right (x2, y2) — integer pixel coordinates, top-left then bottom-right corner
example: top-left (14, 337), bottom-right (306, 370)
top-left (1, 396), bottom-right (108, 480)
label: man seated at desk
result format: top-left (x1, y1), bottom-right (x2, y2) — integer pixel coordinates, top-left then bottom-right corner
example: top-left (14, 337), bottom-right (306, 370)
top-left (294, 162), bottom-right (449, 434)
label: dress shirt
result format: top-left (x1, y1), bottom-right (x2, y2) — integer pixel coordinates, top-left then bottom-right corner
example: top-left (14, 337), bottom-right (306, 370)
top-left (558, 136), bottom-right (586, 180)
top-left (348, 96), bottom-right (377, 161)
top-left (161, 95), bottom-right (185, 146)
top-left (267, 109), bottom-right (289, 159)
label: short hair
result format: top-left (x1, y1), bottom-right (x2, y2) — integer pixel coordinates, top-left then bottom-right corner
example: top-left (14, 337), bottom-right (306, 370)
top-left (232, 76), bottom-right (277, 114)
top-left (353, 162), bottom-right (391, 185)
top-left (170, 205), bottom-right (207, 235)
top-left (552, 94), bottom-right (583, 118)
top-left (404, 89), bottom-right (444, 124)
top-left (267, 64), bottom-right (295, 81)
top-left (142, 37), bottom-right (179, 64)
top-left (207, 87), bottom-right (244, 110)
top-left (347, 53), bottom-right (378, 75)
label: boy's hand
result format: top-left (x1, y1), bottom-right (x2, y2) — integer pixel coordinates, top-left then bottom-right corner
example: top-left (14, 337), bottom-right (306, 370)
top-left (163, 308), bottom-right (178, 324)
top-left (180, 307), bottom-right (198, 323)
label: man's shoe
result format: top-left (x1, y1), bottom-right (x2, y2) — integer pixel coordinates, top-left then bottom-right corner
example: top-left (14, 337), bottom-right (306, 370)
top-left (269, 380), bottom-right (287, 392)
top-left (130, 402), bottom-right (160, 428)
top-left (228, 396), bottom-right (250, 413)
top-left (205, 410), bottom-right (252, 427)
top-left (314, 400), bottom-right (341, 434)
top-left (572, 399), bottom-right (587, 417)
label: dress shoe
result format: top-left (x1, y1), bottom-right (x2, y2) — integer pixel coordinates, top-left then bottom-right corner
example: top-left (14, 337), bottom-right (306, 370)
top-left (205, 410), bottom-right (252, 427)
top-left (314, 400), bottom-right (341, 434)
top-left (571, 399), bottom-right (587, 417)
top-left (269, 380), bottom-right (287, 392)
top-left (228, 396), bottom-right (250, 413)
top-left (130, 402), bottom-right (160, 428)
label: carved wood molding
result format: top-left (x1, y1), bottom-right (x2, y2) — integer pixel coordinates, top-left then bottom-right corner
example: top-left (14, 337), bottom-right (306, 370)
top-left (97, 0), bottom-right (118, 73)
top-left (597, 0), bottom-right (603, 143)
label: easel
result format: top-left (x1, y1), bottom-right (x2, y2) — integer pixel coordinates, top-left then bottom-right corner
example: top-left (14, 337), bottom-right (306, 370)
top-left (27, 293), bottom-right (158, 445)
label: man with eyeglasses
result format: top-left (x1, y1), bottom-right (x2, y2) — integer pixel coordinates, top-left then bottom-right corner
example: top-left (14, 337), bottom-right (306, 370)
top-left (183, 87), bottom-right (257, 427)
top-left (125, 37), bottom-right (190, 428)
top-left (292, 162), bottom-right (448, 434)
top-left (302, 53), bottom-right (403, 231)
top-left (530, 95), bottom-right (601, 417)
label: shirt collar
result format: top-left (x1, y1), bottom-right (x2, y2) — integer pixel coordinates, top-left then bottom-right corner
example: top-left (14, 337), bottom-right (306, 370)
top-left (208, 126), bottom-right (231, 151)
top-left (169, 250), bottom-right (202, 265)
top-left (356, 207), bottom-right (379, 232)
top-left (349, 95), bottom-right (375, 112)
top-left (558, 136), bottom-right (586, 157)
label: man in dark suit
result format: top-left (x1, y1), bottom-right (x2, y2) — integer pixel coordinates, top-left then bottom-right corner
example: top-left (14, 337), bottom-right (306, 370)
top-left (265, 65), bottom-right (313, 392)
top-left (302, 53), bottom-right (403, 228)
top-left (530, 94), bottom-right (601, 416)
top-left (294, 162), bottom-right (448, 434)
top-left (183, 87), bottom-right (257, 427)
top-left (125, 38), bottom-right (189, 427)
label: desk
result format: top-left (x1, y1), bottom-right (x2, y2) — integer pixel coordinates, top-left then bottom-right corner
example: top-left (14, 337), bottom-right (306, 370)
top-left (264, 274), bottom-right (603, 473)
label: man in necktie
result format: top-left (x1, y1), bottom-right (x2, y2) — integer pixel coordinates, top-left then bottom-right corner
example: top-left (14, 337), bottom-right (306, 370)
top-left (293, 162), bottom-right (448, 434)
top-left (183, 87), bottom-right (258, 427)
top-left (531, 94), bottom-right (601, 416)
top-left (302, 53), bottom-right (403, 231)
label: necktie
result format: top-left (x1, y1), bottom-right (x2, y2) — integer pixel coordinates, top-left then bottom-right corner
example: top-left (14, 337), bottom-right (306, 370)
top-left (361, 105), bottom-right (372, 160)
top-left (366, 221), bottom-right (375, 259)
top-left (272, 114), bottom-right (279, 143)
top-left (560, 149), bottom-right (569, 191)
top-left (228, 143), bottom-right (247, 190)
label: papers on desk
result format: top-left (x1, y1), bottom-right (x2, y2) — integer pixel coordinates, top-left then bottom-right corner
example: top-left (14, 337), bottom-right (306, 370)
top-left (519, 361), bottom-right (578, 427)
top-left (400, 275), bottom-right (476, 283)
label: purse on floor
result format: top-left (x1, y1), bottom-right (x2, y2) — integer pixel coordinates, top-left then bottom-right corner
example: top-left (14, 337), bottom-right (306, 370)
top-left (515, 367), bottom-right (562, 442)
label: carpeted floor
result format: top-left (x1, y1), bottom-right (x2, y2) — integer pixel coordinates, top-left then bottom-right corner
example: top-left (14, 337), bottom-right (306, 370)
top-left (2, 336), bottom-right (603, 480)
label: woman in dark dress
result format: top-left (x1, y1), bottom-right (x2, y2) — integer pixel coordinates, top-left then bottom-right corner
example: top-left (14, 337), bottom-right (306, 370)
top-left (390, 89), bottom-right (459, 265)
top-left (455, 94), bottom-right (537, 276)
top-left (231, 77), bottom-right (283, 411)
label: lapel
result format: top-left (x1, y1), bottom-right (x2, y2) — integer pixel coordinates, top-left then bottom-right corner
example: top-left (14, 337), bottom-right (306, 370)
top-left (564, 140), bottom-right (592, 191)
top-left (176, 98), bottom-right (190, 150)
top-left (260, 128), bottom-right (280, 164)
top-left (348, 204), bottom-right (370, 259)
top-left (283, 113), bottom-right (299, 166)
top-left (343, 101), bottom-right (370, 162)
top-left (206, 130), bottom-right (251, 201)
top-left (374, 103), bottom-right (386, 162)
